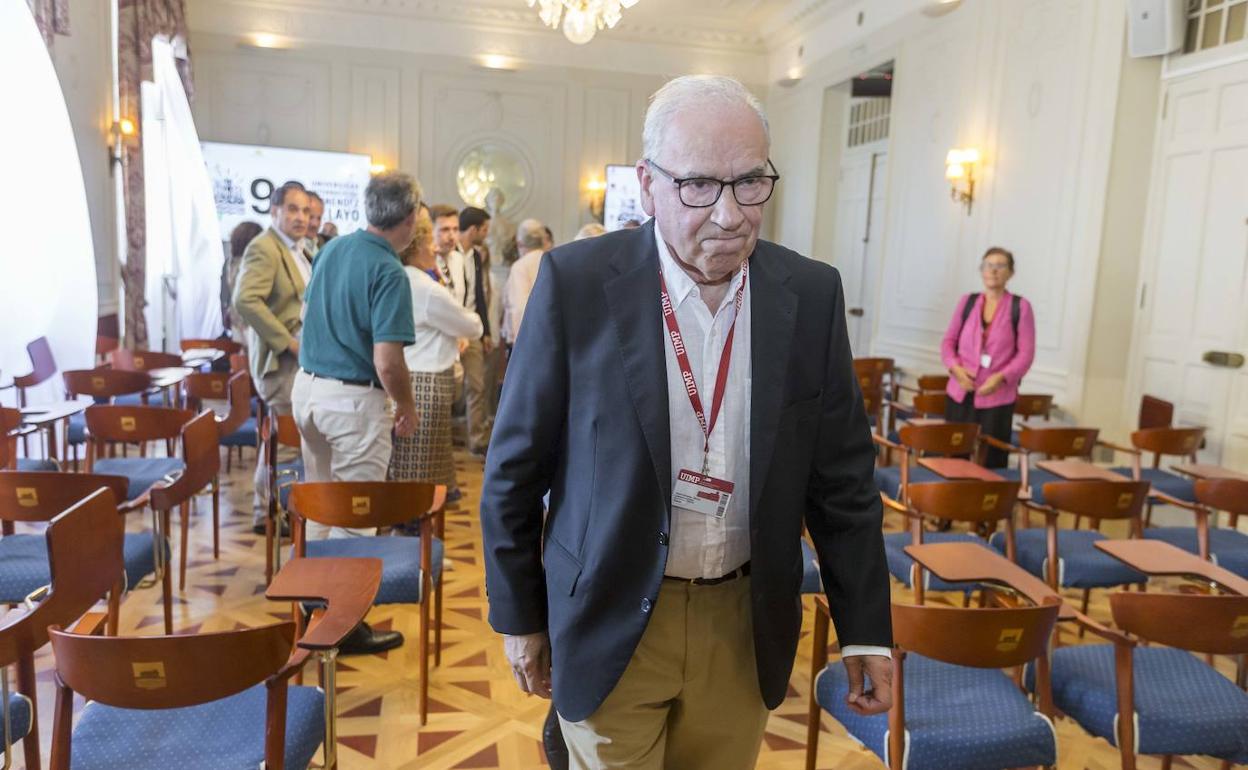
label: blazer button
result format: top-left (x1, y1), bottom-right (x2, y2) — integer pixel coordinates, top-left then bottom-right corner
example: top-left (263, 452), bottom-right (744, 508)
top-left (658, 532), bottom-right (669, 546)
top-left (641, 598), bottom-right (652, 613)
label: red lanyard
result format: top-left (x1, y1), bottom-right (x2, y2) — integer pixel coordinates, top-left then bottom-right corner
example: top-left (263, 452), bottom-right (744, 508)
top-left (659, 260), bottom-right (749, 474)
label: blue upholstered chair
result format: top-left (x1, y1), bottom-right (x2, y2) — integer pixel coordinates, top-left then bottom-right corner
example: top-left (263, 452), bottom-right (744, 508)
top-left (183, 370), bottom-right (257, 473)
top-left (806, 595), bottom-right (1061, 770)
top-left (83, 404), bottom-right (189, 505)
top-left (1109, 427), bottom-right (1206, 521)
top-left (1032, 591), bottom-right (1248, 769)
top-left (878, 389), bottom-right (949, 461)
top-left (0, 471), bottom-right (172, 636)
top-left (991, 480), bottom-right (1151, 620)
top-left (289, 481), bottom-right (446, 725)
top-left (61, 368), bottom-right (155, 468)
top-left (881, 480), bottom-right (1021, 602)
top-left (982, 426), bottom-right (1101, 508)
top-left (1143, 478), bottom-right (1248, 578)
top-left (0, 486), bottom-right (127, 770)
top-left (872, 422), bottom-right (981, 503)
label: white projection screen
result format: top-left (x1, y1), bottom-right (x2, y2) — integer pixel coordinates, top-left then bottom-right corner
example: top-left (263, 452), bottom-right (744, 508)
top-left (0, 3), bottom-right (97, 402)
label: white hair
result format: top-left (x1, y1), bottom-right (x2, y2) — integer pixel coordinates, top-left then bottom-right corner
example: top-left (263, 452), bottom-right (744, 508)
top-left (642, 75), bottom-right (770, 163)
top-left (516, 218), bottom-right (547, 251)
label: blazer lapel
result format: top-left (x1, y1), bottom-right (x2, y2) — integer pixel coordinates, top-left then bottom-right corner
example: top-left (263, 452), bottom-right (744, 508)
top-left (604, 221), bottom-right (672, 512)
top-left (270, 229), bottom-right (306, 298)
top-left (748, 249), bottom-right (797, 520)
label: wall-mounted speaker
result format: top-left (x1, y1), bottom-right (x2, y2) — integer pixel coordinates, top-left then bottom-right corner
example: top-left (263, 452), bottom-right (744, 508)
top-left (1126, 0), bottom-right (1186, 58)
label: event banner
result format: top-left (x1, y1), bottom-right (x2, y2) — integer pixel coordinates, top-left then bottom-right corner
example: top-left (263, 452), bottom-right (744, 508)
top-left (202, 142), bottom-right (372, 240)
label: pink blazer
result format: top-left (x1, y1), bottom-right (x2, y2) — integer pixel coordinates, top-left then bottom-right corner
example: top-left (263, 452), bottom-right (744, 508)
top-left (940, 292), bottom-right (1035, 409)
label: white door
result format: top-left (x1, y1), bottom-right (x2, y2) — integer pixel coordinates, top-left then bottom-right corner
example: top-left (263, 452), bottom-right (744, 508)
top-left (832, 148), bottom-right (888, 354)
top-left (1128, 57), bottom-right (1248, 466)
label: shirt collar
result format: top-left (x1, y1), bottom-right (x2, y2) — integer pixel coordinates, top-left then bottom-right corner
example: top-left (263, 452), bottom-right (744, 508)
top-left (654, 221), bottom-right (746, 312)
top-left (272, 226), bottom-right (300, 254)
top-left (359, 230), bottom-right (400, 260)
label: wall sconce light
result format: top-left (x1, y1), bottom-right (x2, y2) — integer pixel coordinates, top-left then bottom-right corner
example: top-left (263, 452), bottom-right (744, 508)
top-left (369, 162), bottom-right (387, 175)
top-left (945, 147), bottom-right (979, 215)
top-left (586, 177), bottom-right (606, 221)
top-left (109, 117), bottom-right (137, 171)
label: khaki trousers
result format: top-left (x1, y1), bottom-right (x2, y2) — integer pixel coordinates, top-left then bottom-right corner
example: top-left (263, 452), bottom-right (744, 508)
top-left (251, 351), bottom-right (298, 524)
top-left (460, 338), bottom-right (491, 453)
top-left (559, 576), bottom-right (769, 770)
top-left (291, 370), bottom-right (392, 539)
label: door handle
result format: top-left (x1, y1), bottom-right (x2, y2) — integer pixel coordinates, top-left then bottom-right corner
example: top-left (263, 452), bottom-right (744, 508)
top-left (848, 307), bottom-right (865, 317)
top-left (1202, 351), bottom-right (1245, 368)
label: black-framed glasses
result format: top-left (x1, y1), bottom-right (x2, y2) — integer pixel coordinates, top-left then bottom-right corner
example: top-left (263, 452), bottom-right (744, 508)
top-left (646, 159), bottom-right (780, 208)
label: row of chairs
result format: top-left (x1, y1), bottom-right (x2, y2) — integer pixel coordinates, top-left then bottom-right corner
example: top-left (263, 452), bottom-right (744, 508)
top-left (0, 477), bottom-right (421, 769)
top-left (804, 479), bottom-right (1248, 770)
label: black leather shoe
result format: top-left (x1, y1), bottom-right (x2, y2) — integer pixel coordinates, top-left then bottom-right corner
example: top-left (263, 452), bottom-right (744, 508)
top-left (339, 621), bottom-right (404, 656)
top-left (252, 520), bottom-right (291, 537)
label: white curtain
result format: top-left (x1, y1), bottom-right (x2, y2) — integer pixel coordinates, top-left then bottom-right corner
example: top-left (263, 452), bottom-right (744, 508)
top-left (142, 36), bottom-right (222, 349)
top-left (0, 1), bottom-right (96, 401)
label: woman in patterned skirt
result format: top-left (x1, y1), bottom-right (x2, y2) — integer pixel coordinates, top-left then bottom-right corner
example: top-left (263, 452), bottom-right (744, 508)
top-left (388, 208), bottom-right (483, 494)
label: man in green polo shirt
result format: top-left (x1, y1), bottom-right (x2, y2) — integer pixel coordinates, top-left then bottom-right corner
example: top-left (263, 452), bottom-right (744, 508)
top-left (292, 170), bottom-right (422, 655)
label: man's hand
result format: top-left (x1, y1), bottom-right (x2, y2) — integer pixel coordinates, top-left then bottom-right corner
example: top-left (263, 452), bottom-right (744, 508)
top-left (843, 655), bottom-right (892, 716)
top-left (504, 631), bottom-right (552, 698)
top-left (977, 372), bottom-right (1005, 396)
top-left (950, 365), bottom-right (974, 392)
top-left (394, 403), bottom-right (419, 438)
top-left (482, 337), bottom-right (494, 354)
top-left (287, 338), bottom-right (300, 356)
top-left (458, 338), bottom-right (470, 354)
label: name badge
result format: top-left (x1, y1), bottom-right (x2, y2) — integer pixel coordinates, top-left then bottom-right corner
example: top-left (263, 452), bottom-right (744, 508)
top-left (673, 469), bottom-right (734, 519)
top-left (980, 353), bottom-right (992, 368)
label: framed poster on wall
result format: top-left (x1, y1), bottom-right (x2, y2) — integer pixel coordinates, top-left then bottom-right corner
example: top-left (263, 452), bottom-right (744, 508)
top-left (201, 142), bottom-right (373, 240)
top-left (603, 164), bottom-right (648, 232)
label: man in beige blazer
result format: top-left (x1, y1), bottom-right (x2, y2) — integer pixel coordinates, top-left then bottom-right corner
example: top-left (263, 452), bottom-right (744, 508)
top-left (233, 180), bottom-right (312, 532)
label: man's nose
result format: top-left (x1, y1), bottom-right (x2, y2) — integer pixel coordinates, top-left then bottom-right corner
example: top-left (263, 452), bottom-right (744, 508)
top-left (709, 185), bottom-right (746, 229)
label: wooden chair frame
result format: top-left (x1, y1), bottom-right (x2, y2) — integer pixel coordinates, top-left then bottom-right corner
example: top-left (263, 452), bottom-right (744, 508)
top-left (804, 594), bottom-right (1059, 770)
top-left (0, 488), bottom-right (122, 770)
top-left (108, 348), bottom-right (186, 372)
top-left (288, 481), bottom-right (447, 725)
top-left (149, 411), bottom-right (222, 590)
top-left (881, 480), bottom-right (1022, 605)
top-left (263, 414), bottom-right (303, 583)
top-left (872, 422), bottom-right (982, 506)
top-left (184, 371), bottom-right (253, 473)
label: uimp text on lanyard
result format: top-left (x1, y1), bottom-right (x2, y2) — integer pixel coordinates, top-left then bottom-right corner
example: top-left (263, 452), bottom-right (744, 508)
top-left (658, 259), bottom-right (749, 475)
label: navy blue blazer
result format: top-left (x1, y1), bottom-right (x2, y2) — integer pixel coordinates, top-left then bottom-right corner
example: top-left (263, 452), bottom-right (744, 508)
top-left (481, 219), bottom-right (891, 722)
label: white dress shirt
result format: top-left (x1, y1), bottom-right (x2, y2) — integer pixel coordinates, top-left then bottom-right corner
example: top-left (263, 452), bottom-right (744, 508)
top-left (504, 248), bottom-right (544, 343)
top-left (655, 224), bottom-right (889, 660)
top-left (437, 249), bottom-right (473, 310)
top-left (402, 266), bottom-right (484, 373)
top-left (273, 227), bottom-right (311, 286)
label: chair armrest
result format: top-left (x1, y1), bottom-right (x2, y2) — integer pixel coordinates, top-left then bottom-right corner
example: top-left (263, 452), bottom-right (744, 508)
top-left (1096, 439), bottom-right (1140, 456)
top-left (68, 611), bottom-right (109, 637)
top-left (266, 557), bottom-right (382, 651)
top-left (880, 493), bottom-right (922, 519)
top-left (269, 647), bottom-right (314, 685)
top-left (1066, 609), bottom-right (1134, 647)
top-left (1021, 499), bottom-right (1059, 519)
top-left (1150, 490), bottom-right (1202, 510)
top-left (872, 433), bottom-right (903, 452)
top-left (981, 435), bottom-right (1026, 455)
top-left (882, 399), bottom-right (913, 415)
top-left (893, 383), bottom-right (921, 396)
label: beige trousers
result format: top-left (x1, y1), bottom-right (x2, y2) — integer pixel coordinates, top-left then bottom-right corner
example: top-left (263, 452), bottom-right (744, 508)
top-left (291, 369), bottom-right (392, 539)
top-left (251, 351), bottom-right (299, 524)
top-left (559, 576), bottom-right (769, 770)
top-left (460, 337), bottom-right (491, 453)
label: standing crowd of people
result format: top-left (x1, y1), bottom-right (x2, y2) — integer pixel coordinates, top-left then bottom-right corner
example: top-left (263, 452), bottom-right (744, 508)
top-left (220, 173), bottom-right (570, 653)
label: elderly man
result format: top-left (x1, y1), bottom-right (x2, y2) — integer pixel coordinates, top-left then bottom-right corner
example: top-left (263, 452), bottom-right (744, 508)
top-left (292, 170), bottom-right (421, 655)
top-left (500, 218), bottom-right (549, 345)
top-left (233, 180), bottom-right (311, 534)
top-left (481, 75), bottom-right (892, 769)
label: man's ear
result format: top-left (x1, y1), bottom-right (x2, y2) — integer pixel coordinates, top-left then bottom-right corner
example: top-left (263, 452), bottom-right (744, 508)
top-left (636, 162), bottom-right (656, 217)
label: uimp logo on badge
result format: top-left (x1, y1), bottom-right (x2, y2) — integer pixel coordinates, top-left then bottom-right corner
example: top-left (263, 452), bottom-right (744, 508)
top-left (91, 376), bottom-right (105, 389)
top-left (981, 493), bottom-right (999, 511)
top-left (132, 661), bottom-right (167, 690)
top-left (16, 488), bottom-right (37, 507)
top-left (952, 432), bottom-right (964, 446)
top-left (1116, 492), bottom-right (1134, 510)
top-left (121, 416), bottom-right (137, 432)
top-left (996, 628), bottom-right (1023, 652)
top-left (1232, 615), bottom-right (1248, 639)
top-left (351, 496), bottom-right (371, 516)
top-left (211, 380), bottom-right (224, 392)
top-left (1073, 436), bottom-right (1086, 450)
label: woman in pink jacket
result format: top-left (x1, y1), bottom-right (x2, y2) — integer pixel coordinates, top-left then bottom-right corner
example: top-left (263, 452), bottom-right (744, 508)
top-left (940, 247), bottom-right (1036, 467)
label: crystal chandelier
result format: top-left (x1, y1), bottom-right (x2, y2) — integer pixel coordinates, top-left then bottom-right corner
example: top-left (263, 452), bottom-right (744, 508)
top-left (525, 0), bottom-right (640, 45)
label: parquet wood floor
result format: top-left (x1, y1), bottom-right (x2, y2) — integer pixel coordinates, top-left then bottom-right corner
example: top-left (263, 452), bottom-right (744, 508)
top-left (9, 449), bottom-right (1242, 769)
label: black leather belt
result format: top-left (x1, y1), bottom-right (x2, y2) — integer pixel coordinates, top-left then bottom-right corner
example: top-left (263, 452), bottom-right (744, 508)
top-left (301, 369), bottom-right (377, 389)
top-left (664, 561), bottom-right (750, 586)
